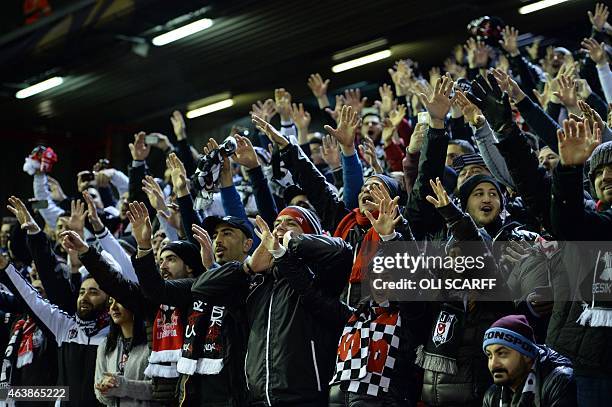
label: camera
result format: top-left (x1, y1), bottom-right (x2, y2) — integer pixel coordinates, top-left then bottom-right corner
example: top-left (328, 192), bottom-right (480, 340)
top-left (191, 136), bottom-right (237, 193)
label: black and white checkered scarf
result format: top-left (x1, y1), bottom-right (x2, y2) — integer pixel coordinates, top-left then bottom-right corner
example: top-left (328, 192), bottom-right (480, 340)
top-left (330, 301), bottom-right (401, 397)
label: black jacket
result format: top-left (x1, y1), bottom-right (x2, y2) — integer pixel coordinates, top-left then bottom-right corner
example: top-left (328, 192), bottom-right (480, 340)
top-left (200, 234), bottom-right (352, 406)
top-left (421, 202), bottom-right (514, 406)
top-left (548, 164), bottom-right (612, 377)
top-left (482, 345), bottom-right (576, 407)
top-left (278, 232), bottom-right (427, 406)
top-left (132, 251), bottom-right (247, 407)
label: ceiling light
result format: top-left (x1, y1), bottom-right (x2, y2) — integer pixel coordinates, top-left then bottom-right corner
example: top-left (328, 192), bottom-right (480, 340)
top-left (332, 39), bottom-right (388, 61)
top-left (186, 98), bottom-right (234, 119)
top-left (331, 50), bottom-right (392, 73)
top-left (16, 77), bottom-right (63, 99)
top-left (518, 0), bottom-right (572, 15)
top-left (152, 18), bottom-right (213, 46)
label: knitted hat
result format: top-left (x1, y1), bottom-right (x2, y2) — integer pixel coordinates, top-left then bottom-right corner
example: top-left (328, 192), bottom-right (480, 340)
top-left (277, 206), bottom-right (322, 235)
top-left (452, 153), bottom-right (487, 174)
top-left (483, 315), bottom-right (538, 359)
top-left (587, 141), bottom-right (612, 189)
top-left (458, 174), bottom-right (505, 212)
top-left (371, 174), bottom-right (400, 199)
top-left (160, 240), bottom-right (205, 276)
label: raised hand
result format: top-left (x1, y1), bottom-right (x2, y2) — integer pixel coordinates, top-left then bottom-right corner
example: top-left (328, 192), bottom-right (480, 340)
top-left (540, 46), bottom-right (556, 76)
top-left (129, 131), bottom-right (151, 161)
top-left (407, 123), bottom-right (427, 154)
top-left (155, 133), bottom-right (176, 153)
top-left (581, 38), bottom-right (608, 66)
top-left (7, 196), bottom-right (40, 234)
top-left (250, 99), bottom-right (277, 123)
top-left (389, 104), bottom-right (407, 129)
top-left (364, 194), bottom-right (401, 237)
top-left (388, 60), bottom-right (412, 96)
top-left (252, 114), bottom-right (289, 148)
top-left (557, 119), bottom-right (601, 166)
top-left (426, 177), bottom-right (451, 208)
top-left (232, 134), bottom-right (259, 169)
top-left (166, 153), bottom-right (189, 197)
top-left (500, 26), bottom-right (520, 56)
top-left (254, 215), bottom-right (280, 252)
top-left (290, 103), bottom-right (311, 144)
top-left (274, 88), bottom-right (292, 122)
top-left (307, 73), bottom-right (331, 108)
top-left (533, 80), bottom-right (553, 109)
top-left (491, 68), bottom-right (526, 103)
top-left (126, 202), bottom-right (152, 249)
top-left (526, 38), bottom-right (540, 61)
top-left (454, 90), bottom-right (485, 127)
top-left (324, 94), bottom-right (345, 124)
top-left (418, 73), bottom-right (455, 127)
top-left (170, 111), bottom-right (187, 140)
top-left (464, 37), bottom-right (489, 69)
top-left (358, 136), bottom-right (383, 174)
top-left (192, 224), bottom-right (214, 269)
top-left (552, 75), bottom-right (578, 112)
top-left (467, 72), bottom-right (513, 132)
top-left (59, 230), bottom-right (89, 255)
top-left (343, 88), bottom-right (368, 115)
top-left (142, 175), bottom-right (168, 213)
top-left (68, 200), bottom-right (87, 235)
top-left (321, 134), bottom-right (341, 169)
top-left (83, 191), bottom-right (104, 232)
top-left (588, 3), bottom-right (609, 32)
top-left (323, 105), bottom-right (360, 155)
top-left (377, 84), bottom-right (394, 117)
top-left (158, 202), bottom-right (183, 233)
top-left (48, 176), bottom-right (67, 201)
top-left (578, 100), bottom-right (606, 132)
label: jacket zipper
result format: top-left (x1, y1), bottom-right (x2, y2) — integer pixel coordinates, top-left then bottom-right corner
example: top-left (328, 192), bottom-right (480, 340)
top-left (265, 290), bottom-right (275, 406)
top-left (244, 349), bottom-right (250, 390)
top-left (179, 375), bottom-right (189, 406)
top-left (310, 340), bottom-right (321, 391)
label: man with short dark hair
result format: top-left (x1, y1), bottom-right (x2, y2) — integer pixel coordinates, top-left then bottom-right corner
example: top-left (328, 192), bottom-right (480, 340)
top-left (482, 315), bottom-right (576, 407)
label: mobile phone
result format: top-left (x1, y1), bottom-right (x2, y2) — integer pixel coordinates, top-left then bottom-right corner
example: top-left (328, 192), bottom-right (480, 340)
top-left (417, 112), bottom-right (429, 125)
top-left (145, 134), bottom-right (160, 145)
top-left (29, 199), bottom-right (48, 210)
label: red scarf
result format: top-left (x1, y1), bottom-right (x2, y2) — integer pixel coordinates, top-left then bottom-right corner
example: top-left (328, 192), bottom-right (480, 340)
top-left (334, 209), bottom-right (380, 283)
top-left (145, 305), bottom-right (184, 378)
top-left (14, 317), bottom-right (37, 368)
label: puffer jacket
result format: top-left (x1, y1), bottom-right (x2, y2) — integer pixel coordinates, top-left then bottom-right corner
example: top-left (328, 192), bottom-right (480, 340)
top-left (421, 201), bottom-right (514, 406)
top-left (482, 345), bottom-right (576, 407)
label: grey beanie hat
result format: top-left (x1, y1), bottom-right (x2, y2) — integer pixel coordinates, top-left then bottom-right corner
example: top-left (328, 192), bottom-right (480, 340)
top-left (588, 141), bottom-right (612, 188)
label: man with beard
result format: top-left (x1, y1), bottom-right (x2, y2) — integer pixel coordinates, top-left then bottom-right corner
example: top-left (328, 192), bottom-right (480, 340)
top-left (482, 315), bottom-right (576, 407)
top-left (1, 254), bottom-right (109, 406)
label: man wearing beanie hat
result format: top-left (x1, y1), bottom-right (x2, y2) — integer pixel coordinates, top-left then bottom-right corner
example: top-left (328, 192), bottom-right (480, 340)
top-left (550, 123), bottom-right (612, 406)
top-left (452, 153), bottom-right (492, 191)
top-left (158, 240), bottom-right (205, 279)
top-left (482, 315), bottom-right (576, 407)
top-left (459, 174), bottom-right (505, 229)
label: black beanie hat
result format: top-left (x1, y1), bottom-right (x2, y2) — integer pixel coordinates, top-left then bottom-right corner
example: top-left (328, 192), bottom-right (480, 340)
top-left (160, 240), bottom-right (205, 276)
top-left (371, 174), bottom-right (400, 199)
top-left (588, 141), bottom-right (612, 190)
top-left (458, 174), bottom-right (505, 212)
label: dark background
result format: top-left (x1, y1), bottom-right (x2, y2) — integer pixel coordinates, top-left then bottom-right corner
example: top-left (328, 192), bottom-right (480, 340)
top-left (0, 0), bottom-right (598, 217)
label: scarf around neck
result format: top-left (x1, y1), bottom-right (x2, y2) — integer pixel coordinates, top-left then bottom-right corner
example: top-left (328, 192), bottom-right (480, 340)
top-left (145, 305), bottom-right (184, 378)
top-left (177, 296), bottom-right (226, 376)
top-left (334, 209), bottom-right (380, 283)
